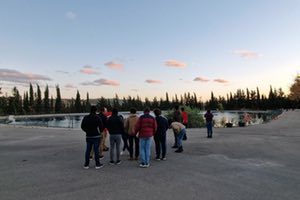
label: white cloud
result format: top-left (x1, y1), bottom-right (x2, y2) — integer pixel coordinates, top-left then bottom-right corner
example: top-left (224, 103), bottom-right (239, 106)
top-left (65, 11), bottom-right (77, 20)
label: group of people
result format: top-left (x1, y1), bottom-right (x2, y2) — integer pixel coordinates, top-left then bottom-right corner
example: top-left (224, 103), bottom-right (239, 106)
top-left (81, 105), bottom-right (214, 170)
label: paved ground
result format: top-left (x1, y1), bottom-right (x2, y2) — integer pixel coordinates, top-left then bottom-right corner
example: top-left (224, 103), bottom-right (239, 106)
top-left (0, 110), bottom-right (300, 200)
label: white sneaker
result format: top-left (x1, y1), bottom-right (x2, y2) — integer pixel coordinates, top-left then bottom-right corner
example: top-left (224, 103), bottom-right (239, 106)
top-left (83, 165), bottom-right (89, 169)
top-left (139, 163), bottom-right (145, 168)
top-left (95, 164), bottom-right (104, 169)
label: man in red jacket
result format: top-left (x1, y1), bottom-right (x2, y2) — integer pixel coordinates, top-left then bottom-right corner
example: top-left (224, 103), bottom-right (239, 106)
top-left (135, 108), bottom-right (157, 168)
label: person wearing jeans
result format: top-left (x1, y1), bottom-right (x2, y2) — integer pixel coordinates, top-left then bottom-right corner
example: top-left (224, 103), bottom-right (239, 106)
top-left (139, 137), bottom-right (152, 166)
top-left (81, 105), bottom-right (104, 169)
top-left (85, 138), bottom-right (100, 166)
top-left (204, 109), bottom-right (214, 138)
top-left (170, 122), bottom-right (186, 153)
top-left (135, 108), bottom-right (157, 168)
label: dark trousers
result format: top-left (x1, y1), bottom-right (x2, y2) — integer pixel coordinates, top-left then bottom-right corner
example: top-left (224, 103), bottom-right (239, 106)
top-left (122, 133), bottom-right (130, 152)
top-left (206, 122), bottom-right (213, 137)
top-left (154, 134), bottom-right (167, 158)
top-left (128, 135), bottom-right (139, 158)
top-left (85, 137), bottom-right (100, 166)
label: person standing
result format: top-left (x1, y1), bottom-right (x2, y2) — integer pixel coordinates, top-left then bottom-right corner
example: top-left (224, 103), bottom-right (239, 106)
top-left (119, 114), bottom-right (130, 156)
top-left (81, 105), bottom-right (104, 169)
top-left (106, 108), bottom-right (123, 165)
top-left (171, 105), bottom-right (182, 148)
top-left (89, 107), bottom-right (108, 160)
top-left (98, 107), bottom-right (108, 159)
top-left (204, 109), bottom-right (214, 138)
top-left (154, 108), bottom-right (169, 161)
top-left (181, 107), bottom-right (188, 140)
top-left (124, 108), bottom-right (139, 160)
top-left (135, 108), bottom-right (157, 168)
top-left (102, 108), bottom-right (111, 151)
top-left (170, 121), bottom-right (186, 153)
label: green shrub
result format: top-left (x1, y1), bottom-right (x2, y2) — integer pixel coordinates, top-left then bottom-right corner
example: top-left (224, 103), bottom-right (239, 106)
top-left (163, 106), bottom-right (205, 128)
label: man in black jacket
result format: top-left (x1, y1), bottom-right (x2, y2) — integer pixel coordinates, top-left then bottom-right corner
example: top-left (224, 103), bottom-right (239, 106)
top-left (81, 105), bottom-right (104, 169)
top-left (154, 108), bottom-right (169, 161)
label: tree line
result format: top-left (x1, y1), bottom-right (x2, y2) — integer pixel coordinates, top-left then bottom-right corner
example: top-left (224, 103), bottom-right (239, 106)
top-left (0, 76), bottom-right (299, 116)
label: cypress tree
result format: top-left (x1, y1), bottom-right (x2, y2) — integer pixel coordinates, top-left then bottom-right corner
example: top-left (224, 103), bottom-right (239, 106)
top-left (74, 90), bottom-right (81, 113)
top-left (23, 92), bottom-right (29, 113)
top-left (35, 84), bottom-right (42, 113)
top-left (29, 83), bottom-right (34, 113)
top-left (44, 85), bottom-right (50, 113)
top-left (55, 85), bottom-right (62, 113)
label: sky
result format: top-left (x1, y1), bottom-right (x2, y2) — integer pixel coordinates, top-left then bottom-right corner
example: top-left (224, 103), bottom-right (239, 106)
top-left (0, 0), bottom-right (300, 101)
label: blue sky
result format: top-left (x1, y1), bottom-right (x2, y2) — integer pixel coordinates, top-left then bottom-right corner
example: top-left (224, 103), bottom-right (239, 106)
top-left (0, 0), bottom-right (299, 101)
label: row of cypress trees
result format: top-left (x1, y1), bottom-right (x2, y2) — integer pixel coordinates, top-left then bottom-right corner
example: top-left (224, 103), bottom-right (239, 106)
top-left (0, 76), bottom-right (299, 116)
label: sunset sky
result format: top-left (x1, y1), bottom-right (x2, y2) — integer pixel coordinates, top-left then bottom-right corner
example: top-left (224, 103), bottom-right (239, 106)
top-left (0, 0), bottom-right (299, 101)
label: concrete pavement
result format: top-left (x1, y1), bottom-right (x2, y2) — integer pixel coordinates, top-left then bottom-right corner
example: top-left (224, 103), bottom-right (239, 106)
top-left (0, 110), bottom-right (300, 200)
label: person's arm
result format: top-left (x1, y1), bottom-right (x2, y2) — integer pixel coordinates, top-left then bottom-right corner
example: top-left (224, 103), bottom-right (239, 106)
top-left (153, 118), bottom-right (157, 134)
top-left (81, 116), bottom-right (87, 132)
top-left (164, 118), bottom-right (169, 132)
top-left (134, 118), bottom-right (141, 135)
top-left (98, 117), bottom-right (104, 133)
top-left (124, 118), bottom-right (129, 133)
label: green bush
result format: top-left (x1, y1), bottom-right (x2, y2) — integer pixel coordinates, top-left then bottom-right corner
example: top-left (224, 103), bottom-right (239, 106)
top-left (163, 106), bottom-right (205, 128)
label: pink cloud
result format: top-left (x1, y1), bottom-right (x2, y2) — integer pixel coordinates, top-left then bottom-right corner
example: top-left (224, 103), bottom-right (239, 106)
top-left (105, 61), bottom-right (123, 70)
top-left (194, 77), bottom-right (210, 82)
top-left (214, 79), bottom-right (229, 83)
top-left (165, 59), bottom-right (187, 68)
top-left (233, 49), bottom-right (262, 59)
top-left (0, 68), bottom-right (52, 83)
top-left (80, 65), bottom-right (100, 75)
top-left (145, 79), bottom-right (162, 84)
top-left (81, 78), bottom-right (120, 86)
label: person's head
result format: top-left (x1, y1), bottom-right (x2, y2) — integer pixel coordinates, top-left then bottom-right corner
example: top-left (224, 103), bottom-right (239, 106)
top-left (181, 107), bottom-right (185, 112)
top-left (174, 105), bottom-right (179, 110)
top-left (100, 106), bottom-right (106, 113)
top-left (90, 105), bottom-right (97, 114)
top-left (154, 108), bottom-right (161, 116)
top-left (112, 108), bottom-right (118, 115)
top-left (207, 109), bottom-right (211, 113)
top-left (130, 108), bottom-right (137, 114)
top-left (144, 107), bottom-right (150, 113)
